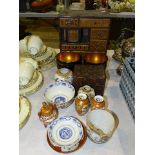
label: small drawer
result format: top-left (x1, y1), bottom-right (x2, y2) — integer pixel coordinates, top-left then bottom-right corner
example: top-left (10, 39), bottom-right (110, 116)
top-left (90, 40), bottom-right (107, 51)
top-left (80, 18), bottom-right (110, 28)
top-left (61, 44), bottom-right (89, 51)
top-left (60, 18), bottom-right (79, 27)
top-left (91, 28), bottom-right (109, 40)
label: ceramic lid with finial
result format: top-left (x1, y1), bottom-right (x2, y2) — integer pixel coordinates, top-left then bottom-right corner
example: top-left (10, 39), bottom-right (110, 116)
top-left (39, 102), bottom-right (56, 117)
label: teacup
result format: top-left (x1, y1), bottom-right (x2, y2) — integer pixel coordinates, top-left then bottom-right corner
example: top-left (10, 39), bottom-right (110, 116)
top-left (19, 38), bottom-right (28, 53)
top-left (91, 95), bottom-right (105, 110)
top-left (27, 35), bottom-right (44, 55)
top-left (19, 62), bottom-right (35, 86)
top-left (86, 109), bottom-right (118, 144)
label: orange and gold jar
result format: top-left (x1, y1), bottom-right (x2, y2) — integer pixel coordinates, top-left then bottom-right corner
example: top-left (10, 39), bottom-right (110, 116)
top-left (38, 102), bottom-right (58, 127)
top-left (75, 93), bottom-right (90, 116)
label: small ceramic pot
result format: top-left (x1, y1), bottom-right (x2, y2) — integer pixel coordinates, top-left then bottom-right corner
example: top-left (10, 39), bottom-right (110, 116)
top-left (86, 109), bottom-right (119, 144)
top-left (54, 68), bottom-right (73, 83)
top-left (91, 95), bottom-right (105, 110)
top-left (38, 102), bottom-right (58, 127)
top-left (27, 35), bottom-right (44, 55)
top-left (78, 85), bottom-right (95, 101)
top-left (75, 93), bottom-right (90, 116)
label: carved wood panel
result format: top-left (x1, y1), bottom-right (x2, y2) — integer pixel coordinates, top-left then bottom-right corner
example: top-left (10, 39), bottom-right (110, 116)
top-left (91, 28), bottom-right (109, 40)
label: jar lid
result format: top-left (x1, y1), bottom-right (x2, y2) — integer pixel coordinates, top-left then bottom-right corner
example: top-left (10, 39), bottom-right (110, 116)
top-left (39, 102), bottom-right (55, 117)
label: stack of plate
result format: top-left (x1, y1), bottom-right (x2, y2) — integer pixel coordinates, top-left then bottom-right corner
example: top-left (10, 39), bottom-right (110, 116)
top-left (47, 116), bottom-right (87, 153)
top-left (19, 96), bottom-right (31, 129)
top-left (19, 35), bottom-right (57, 71)
top-left (20, 46), bottom-right (56, 71)
top-left (19, 70), bottom-right (44, 96)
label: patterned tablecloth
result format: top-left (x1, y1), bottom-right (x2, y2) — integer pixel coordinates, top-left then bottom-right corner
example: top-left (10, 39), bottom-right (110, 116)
top-left (19, 50), bottom-right (135, 155)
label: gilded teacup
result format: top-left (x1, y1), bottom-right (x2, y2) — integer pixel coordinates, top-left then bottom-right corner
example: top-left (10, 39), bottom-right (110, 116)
top-left (86, 109), bottom-right (118, 143)
top-left (91, 95), bottom-right (105, 110)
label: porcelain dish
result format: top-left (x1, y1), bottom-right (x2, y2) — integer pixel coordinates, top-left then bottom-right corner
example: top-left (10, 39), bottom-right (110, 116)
top-left (47, 116), bottom-right (87, 153)
top-left (44, 81), bottom-right (75, 109)
top-left (19, 96), bottom-right (31, 129)
top-left (19, 71), bottom-right (44, 96)
top-left (86, 109), bottom-right (118, 143)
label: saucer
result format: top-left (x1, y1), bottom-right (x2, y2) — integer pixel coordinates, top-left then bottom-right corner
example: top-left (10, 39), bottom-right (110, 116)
top-left (47, 116), bottom-right (87, 153)
top-left (19, 96), bottom-right (31, 129)
top-left (38, 47), bottom-right (56, 71)
top-left (19, 71), bottom-right (43, 96)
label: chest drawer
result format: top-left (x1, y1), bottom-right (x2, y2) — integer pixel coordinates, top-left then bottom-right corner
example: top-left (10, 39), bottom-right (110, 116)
top-left (90, 40), bottom-right (107, 51)
top-left (91, 28), bottom-right (109, 40)
top-left (60, 18), bottom-right (79, 27)
top-left (80, 18), bottom-right (110, 28)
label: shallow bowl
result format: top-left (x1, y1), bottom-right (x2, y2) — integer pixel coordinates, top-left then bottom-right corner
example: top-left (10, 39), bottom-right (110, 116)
top-left (44, 81), bottom-right (75, 109)
top-left (84, 53), bottom-right (108, 65)
top-left (56, 52), bottom-right (81, 71)
top-left (47, 116), bottom-right (87, 153)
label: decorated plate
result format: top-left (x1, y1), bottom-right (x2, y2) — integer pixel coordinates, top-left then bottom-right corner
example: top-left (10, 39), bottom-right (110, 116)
top-left (47, 116), bottom-right (87, 153)
top-left (19, 96), bottom-right (31, 129)
top-left (19, 71), bottom-right (44, 96)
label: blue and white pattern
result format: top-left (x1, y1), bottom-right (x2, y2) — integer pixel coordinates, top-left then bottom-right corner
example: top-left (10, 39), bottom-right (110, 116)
top-left (47, 116), bottom-right (84, 150)
top-left (54, 96), bottom-right (67, 103)
top-left (59, 127), bottom-right (73, 140)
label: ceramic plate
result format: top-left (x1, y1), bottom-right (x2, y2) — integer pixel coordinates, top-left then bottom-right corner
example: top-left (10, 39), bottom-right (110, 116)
top-left (19, 71), bottom-right (43, 96)
top-left (19, 96), bottom-right (31, 129)
top-left (47, 116), bottom-right (86, 153)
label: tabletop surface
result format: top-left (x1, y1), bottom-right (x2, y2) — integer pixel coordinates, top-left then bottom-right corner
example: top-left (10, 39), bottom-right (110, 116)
top-left (19, 50), bottom-right (135, 155)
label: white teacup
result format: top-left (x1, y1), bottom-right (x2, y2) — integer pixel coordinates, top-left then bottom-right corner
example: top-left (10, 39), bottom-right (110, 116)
top-left (86, 109), bottom-right (118, 143)
top-left (19, 62), bottom-right (35, 86)
top-left (27, 35), bottom-right (43, 55)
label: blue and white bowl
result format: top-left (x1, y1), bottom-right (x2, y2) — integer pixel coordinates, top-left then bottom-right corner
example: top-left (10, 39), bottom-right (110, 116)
top-left (47, 116), bottom-right (84, 153)
top-left (44, 81), bottom-right (75, 109)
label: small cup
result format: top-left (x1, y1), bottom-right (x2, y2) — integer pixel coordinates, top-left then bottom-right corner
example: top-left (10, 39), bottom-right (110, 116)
top-left (38, 102), bottom-right (58, 127)
top-left (91, 95), bottom-right (105, 110)
top-left (27, 35), bottom-right (44, 55)
top-left (75, 93), bottom-right (90, 116)
top-left (19, 62), bottom-right (35, 86)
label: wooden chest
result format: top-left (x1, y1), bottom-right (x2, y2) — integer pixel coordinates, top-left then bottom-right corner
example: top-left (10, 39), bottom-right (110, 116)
top-left (59, 17), bottom-right (111, 53)
top-left (73, 64), bottom-right (106, 95)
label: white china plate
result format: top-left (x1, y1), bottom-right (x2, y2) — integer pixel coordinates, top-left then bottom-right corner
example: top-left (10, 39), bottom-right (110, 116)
top-left (19, 71), bottom-right (43, 96)
top-left (47, 116), bottom-right (83, 147)
top-left (19, 96), bottom-right (31, 129)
